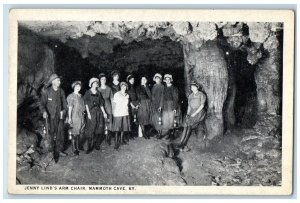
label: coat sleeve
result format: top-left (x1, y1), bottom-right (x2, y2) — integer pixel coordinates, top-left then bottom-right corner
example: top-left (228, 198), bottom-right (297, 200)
top-left (61, 89), bottom-right (68, 112)
top-left (159, 86), bottom-right (164, 108)
top-left (67, 94), bottom-right (74, 108)
top-left (83, 91), bottom-right (92, 109)
top-left (136, 86), bottom-right (142, 103)
top-left (99, 92), bottom-right (105, 107)
top-left (39, 88), bottom-right (48, 113)
top-left (172, 87), bottom-right (179, 110)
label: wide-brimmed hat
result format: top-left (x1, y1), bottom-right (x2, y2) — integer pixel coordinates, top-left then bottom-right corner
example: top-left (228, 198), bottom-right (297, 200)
top-left (48, 73), bottom-right (61, 85)
top-left (98, 73), bottom-right (106, 79)
top-left (163, 74), bottom-right (173, 82)
top-left (153, 73), bottom-right (162, 81)
top-left (89, 77), bottom-right (99, 87)
top-left (127, 74), bottom-right (134, 82)
top-left (111, 70), bottom-right (120, 78)
top-left (71, 81), bottom-right (82, 89)
top-left (120, 81), bottom-right (128, 88)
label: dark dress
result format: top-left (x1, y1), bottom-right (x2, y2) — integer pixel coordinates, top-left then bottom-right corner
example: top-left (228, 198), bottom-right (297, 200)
top-left (151, 83), bottom-right (164, 131)
top-left (111, 82), bottom-right (120, 95)
top-left (98, 86), bottom-right (113, 131)
top-left (83, 89), bottom-right (105, 137)
top-left (128, 84), bottom-right (139, 121)
top-left (40, 87), bottom-right (67, 152)
top-left (161, 84), bottom-right (182, 133)
top-left (184, 91), bottom-right (206, 128)
top-left (136, 85), bottom-right (152, 125)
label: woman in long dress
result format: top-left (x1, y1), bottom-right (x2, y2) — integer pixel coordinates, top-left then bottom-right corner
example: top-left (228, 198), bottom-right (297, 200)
top-left (176, 81), bottom-right (207, 152)
top-left (150, 73), bottom-right (164, 139)
top-left (84, 78), bottom-right (108, 154)
top-left (112, 82), bottom-right (131, 150)
top-left (110, 70), bottom-right (121, 95)
top-left (127, 74), bottom-right (139, 139)
top-left (161, 74), bottom-right (182, 140)
top-left (136, 76), bottom-right (152, 139)
top-left (67, 81), bottom-right (85, 156)
top-left (98, 73), bottom-right (113, 145)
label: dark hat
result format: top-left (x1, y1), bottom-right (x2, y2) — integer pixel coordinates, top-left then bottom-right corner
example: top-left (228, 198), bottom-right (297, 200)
top-left (71, 81), bottom-right (82, 89)
top-left (126, 74), bottom-right (134, 82)
top-left (190, 80), bottom-right (201, 89)
top-left (48, 74), bottom-right (61, 85)
top-left (111, 70), bottom-right (120, 78)
top-left (99, 73), bottom-right (106, 79)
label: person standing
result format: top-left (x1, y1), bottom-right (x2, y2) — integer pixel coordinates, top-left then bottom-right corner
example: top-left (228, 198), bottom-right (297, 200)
top-left (112, 82), bottom-right (131, 149)
top-left (84, 78), bottom-right (107, 154)
top-left (136, 76), bottom-right (152, 139)
top-left (150, 73), bottom-right (164, 139)
top-left (98, 73), bottom-right (113, 146)
top-left (127, 74), bottom-right (139, 139)
top-left (176, 81), bottom-right (207, 152)
top-left (66, 81), bottom-right (85, 156)
top-left (161, 74), bottom-right (181, 140)
top-left (40, 74), bottom-right (68, 162)
top-left (110, 70), bottom-right (121, 95)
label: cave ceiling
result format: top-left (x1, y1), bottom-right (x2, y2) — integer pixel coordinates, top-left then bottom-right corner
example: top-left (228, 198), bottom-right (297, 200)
top-left (19, 21), bottom-right (283, 65)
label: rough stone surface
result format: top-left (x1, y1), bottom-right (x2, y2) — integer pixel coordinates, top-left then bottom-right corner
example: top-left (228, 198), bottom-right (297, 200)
top-left (184, 40), bottom-right (228, 139)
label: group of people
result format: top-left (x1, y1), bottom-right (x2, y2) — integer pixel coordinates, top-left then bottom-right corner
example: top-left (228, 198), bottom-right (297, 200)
top-left (39, 70), bottom-right (207, 162)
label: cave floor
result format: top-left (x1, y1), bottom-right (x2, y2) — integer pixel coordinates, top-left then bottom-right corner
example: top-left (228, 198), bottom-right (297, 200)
top-left (17, 128), bottom-right (282, 186)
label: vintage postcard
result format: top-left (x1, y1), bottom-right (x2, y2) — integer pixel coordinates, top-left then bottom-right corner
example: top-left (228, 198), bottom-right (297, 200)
top-left (8, 9), bottom-right (294, 195)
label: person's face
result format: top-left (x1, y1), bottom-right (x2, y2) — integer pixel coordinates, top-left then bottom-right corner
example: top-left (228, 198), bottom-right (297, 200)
top-left (129, 78), bottom-right (135, 85)
top-left (100, 77), bottom-right (106, 85)
top-left (52, 78), bottom-right (61, 88)
top-left (141, 77), bottom-right (147, 85)
top-left (165, 77), bottom-right (171, 84)
top-left (191, 85), bottom-right (198, 93)
top-left (74, 84), bottom-right (81, 92)
top-left (113, 74), bottom-right (119, 81)
top-left (155, 77), bottom-right (162, 84)
top-left (121, 84), bottom-right (127, 91)
top-left (92, 81), bottom-right (99, 88)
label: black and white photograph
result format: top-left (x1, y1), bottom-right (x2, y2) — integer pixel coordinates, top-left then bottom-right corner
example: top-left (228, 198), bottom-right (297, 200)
top-left (7, 9), bottom-right (294, 195)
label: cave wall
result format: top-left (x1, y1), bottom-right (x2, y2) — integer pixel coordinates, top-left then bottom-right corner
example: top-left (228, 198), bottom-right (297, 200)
top-left (183, 40), bottom-right (228, 140)
top-left (17, 27), bottom-right (55, 106)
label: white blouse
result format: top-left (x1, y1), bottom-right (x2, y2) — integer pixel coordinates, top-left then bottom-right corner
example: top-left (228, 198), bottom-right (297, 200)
top-left (112, 91), bottom-right (129, 117)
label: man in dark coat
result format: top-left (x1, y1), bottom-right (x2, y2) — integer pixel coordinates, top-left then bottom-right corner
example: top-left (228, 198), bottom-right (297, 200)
top-left (40, 74), bottom-right (68, 162)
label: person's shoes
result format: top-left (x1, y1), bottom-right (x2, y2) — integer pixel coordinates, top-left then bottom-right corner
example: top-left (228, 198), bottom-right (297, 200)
top-left (54, 151), bottom-right (59, 163)
top-left (95, 145), bottom-right (101, 150)
top-left (59, 151), bottom-right (68, 157)
top-left (180, 146), bottom-right (191, 152)
top-left (73, 150), bottom-right (79, 156)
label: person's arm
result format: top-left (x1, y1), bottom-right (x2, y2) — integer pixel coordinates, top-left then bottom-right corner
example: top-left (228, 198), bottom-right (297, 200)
top-left (99, 93), bottom-right (107, 119)
top-left (67, 95), bottom-right (73, 124)
top-left (61, 89), bottom-right (68, 115)
top-left (158, 86), bottom-right (164, 111)
top-left (84, 92), bottom-right (92, 120)
top-left (191, 93), bottom-right (207, 117)
top-left (40, 89), bottom-right (48, 118)
top-left (173, 87), bottom-right (179, 112)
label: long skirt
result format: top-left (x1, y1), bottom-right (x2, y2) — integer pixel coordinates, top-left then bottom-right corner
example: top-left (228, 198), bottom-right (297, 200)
top-left (112, 116), bottom-right (131, 132)
top-left (84, 108), bottom-right (104, 138)
top-left (70, 111), bottom-right (85, 135)
top-left (104, 99), bottom-right (113, 131)
top-left (151, 104), bottom-right (163, 131)
top-left (137, 99), bottom-right (151, 125)
top-left (161, 101), bottom-right (182, 134)
top-left (184, 108), bottom-right (206, 129)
